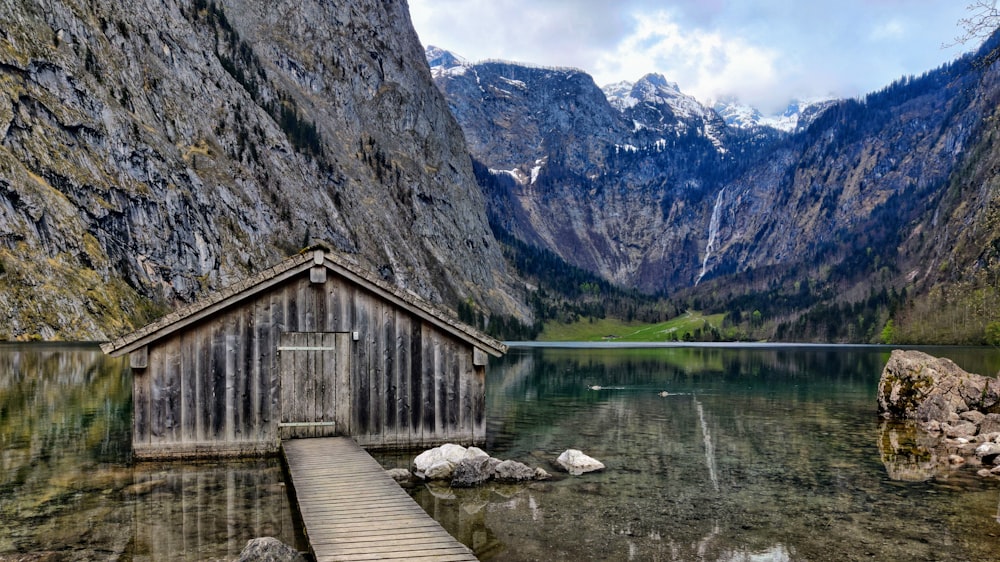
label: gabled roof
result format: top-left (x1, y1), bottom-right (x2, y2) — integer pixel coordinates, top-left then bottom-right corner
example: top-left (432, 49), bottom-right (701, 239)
top-left (101, 245), bottom-right (508, 358)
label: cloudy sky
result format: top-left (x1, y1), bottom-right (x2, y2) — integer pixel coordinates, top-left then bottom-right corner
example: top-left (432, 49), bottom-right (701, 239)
top-left (408, 0), bottom-right (977, 114)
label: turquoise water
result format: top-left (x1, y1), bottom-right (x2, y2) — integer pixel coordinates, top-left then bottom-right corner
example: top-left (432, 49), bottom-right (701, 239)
top-left (385, 344), bottom-right (1000, 561)
top-left (3, 343), bottom-right (1000, 561)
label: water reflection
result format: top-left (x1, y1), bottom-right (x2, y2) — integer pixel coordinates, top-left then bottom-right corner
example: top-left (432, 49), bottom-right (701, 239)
top-left (129, 460), bottom-right (300, 560)
top-left (388, 345), bottom-right (1000, 561)
top-left (4, 343), bottom-right (1000, 560)
top-left (877, 421), bottom-right (942, 482)
top-left (0, 344), bottom-right (303, 561)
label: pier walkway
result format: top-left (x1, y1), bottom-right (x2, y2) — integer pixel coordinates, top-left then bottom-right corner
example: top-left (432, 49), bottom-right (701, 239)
top-left (282, 437), bottom-right (478, 561)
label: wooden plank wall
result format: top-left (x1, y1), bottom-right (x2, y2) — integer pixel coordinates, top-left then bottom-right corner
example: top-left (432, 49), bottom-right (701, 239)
top-left (277, 331), bottom-right (350, 439)
top-left (133, 271), bottom-right (486, 458)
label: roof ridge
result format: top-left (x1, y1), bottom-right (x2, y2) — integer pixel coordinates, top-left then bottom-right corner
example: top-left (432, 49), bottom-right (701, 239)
top-left (101, 248), bottom-right (506, 357)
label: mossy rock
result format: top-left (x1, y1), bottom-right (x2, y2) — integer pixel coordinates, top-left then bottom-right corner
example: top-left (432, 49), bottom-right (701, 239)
top-left (878, 349), bottom-right (1000, 423)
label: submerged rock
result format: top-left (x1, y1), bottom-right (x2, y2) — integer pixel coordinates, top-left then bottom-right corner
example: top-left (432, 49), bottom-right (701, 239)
top-left (556, 449), bottom-right (605, 475)
top-left (386, 468), bottom-right (412, 482)
top-left (494, 459), bottom-right (537, 483)
top-left (238, 537), bottom-right (306, 562)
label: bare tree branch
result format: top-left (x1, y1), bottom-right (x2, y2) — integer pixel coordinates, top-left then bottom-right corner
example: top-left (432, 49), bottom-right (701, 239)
top-left (953, 0), bottom-right (1000, 45)
top-left (950, 1), bottom-right (1000, 68)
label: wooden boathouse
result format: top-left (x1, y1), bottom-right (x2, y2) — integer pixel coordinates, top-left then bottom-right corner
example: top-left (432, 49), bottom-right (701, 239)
top-left (101, 245), bottom-right (507, 459)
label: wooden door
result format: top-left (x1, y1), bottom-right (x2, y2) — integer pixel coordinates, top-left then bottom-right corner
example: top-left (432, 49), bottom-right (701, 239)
top-left (278, 332), bottom-right (351, 439)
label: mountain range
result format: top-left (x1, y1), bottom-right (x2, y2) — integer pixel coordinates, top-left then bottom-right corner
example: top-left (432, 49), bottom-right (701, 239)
top-left (427, 43), bottom-right (1000, 343)
top-left (1, 2), bottom-right (998, 344)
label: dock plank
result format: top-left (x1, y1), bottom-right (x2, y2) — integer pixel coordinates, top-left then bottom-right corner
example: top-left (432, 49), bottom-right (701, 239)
top-left (282, 437), bottom-right (478, 562)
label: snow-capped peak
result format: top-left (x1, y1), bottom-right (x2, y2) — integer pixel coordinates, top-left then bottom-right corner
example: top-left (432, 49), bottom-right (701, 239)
top-left (635, 73), bottom-right (681, 94)
top-left (425, 46), bottom-right (470, 77)
top-left (711, 98), bottom-right (764, 129)
top-left (712, 97), bottom-right (837, 132)
top-left (601, 80), bottom-right (635, 106)
top-left (602, 73), bottom-right (707, 121)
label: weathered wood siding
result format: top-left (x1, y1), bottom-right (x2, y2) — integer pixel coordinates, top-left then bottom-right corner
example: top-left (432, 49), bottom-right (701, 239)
top-left (132, 270), bottom-right (487, 458)
top-left (278, 332), bottom-right (351, 439)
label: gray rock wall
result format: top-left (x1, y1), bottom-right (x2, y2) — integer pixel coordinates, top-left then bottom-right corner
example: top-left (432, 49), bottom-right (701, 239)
top-left (0, 0), bottom-right (523, 339)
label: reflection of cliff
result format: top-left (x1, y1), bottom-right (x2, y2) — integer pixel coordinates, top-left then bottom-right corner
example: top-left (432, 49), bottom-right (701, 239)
top-left (0, 346), bottom-right (132, 559)
top-left (488, 349), bottom-right (537, 409)
top-left (411, 482), bottom-right (506, 559)
top-left (0, 345), bottom-right (131, 480)
top-left (412, 477), bottom-right (799, 561)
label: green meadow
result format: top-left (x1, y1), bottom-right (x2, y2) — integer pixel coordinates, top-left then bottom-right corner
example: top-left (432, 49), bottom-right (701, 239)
top-left (539, 312), bottom-right (727, 342)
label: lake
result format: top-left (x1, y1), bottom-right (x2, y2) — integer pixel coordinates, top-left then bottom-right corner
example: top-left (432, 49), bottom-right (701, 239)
top-left (2, 343), bottom-right (1000, 560)
top-left (0, 343), bottom-right (305, 560)
top-left (382, 344), bottom-right (1000, 561)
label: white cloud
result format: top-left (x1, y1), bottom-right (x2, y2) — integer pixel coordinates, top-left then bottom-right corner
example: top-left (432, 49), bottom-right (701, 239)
top-left (870, 19), bottom-right (908, 42)
top-left (593, 11), bottom-right (789, 113)
top-left (409, 0), bottom-right (974, 115)
top-left (408, 0), bottom-right (632, 72)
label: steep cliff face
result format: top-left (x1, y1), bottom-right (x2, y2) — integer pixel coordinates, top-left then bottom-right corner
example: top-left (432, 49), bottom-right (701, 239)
top-left (430, 56), bottom-right (628, 177)
top-left (888, 52), bottom-right (1000, 343)
top-left (0, 0), bottom-right (522, 340)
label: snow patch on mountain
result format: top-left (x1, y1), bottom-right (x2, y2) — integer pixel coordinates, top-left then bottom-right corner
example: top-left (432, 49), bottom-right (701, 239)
top-left (603, 73), bottom-right (730, 153)
top-left (499, 76), bottom-right (528, 90)
top-left (429, 45), bottom-right (840, 137)
top-left (426, 45), bottom-right (471, 78)
top-left (713, 97), bottom-right (837, 132)
top-left (603, 73), bottom-right (709, 122)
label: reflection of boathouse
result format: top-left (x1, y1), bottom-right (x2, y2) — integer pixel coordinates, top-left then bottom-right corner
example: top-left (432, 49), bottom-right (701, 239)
top-left (102, 245), bottom-right (506, 459)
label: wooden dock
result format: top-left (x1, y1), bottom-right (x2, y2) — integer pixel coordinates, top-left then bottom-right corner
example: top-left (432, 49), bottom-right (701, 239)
top-left (282, 437), bottom-right (478, 561)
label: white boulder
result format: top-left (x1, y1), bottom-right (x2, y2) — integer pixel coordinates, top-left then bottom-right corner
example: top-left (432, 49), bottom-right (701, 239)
top-left (423, 460), bottom-right (457, 480)
top-left (412, 443), bottom-right (471, 479)
top-left (556, 449), bottom-right (605, 475)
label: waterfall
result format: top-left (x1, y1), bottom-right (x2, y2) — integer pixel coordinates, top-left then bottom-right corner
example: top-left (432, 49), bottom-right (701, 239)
top-left (694, 396), bottom-right (720, 492)
top-left (695, 188), bottom-right (725, 286)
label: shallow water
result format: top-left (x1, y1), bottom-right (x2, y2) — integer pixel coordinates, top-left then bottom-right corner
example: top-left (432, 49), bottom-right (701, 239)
top-left (3, 343), bottom-right (1000, 561)
top-left (0, 343), bottom-right (305, 561)
top-left (379, 345), bottom-right (1000, 561)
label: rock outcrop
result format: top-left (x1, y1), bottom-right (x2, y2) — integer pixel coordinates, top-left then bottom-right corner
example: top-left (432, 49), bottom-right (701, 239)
top-left (0, 0), bottom-right (523, 340)
top-left (877, 349), bottom-right (1000, 479)
top-left (877, 349), bottom-right (1000, 423)
top-left (555, 449), bottom-right (605, 475)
